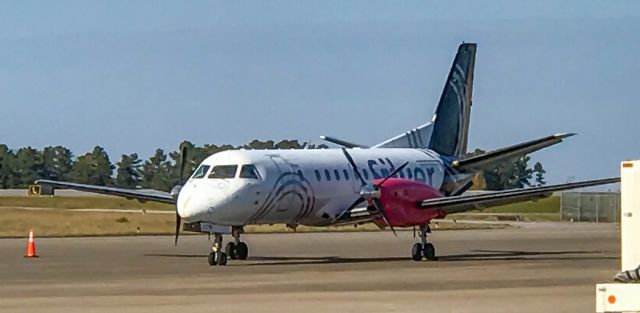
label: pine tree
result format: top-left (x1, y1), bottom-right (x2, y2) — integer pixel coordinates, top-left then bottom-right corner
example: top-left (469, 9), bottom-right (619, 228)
top-left (69, 146), bottom-right (114, 185)
top-left (533, 161), bottom-right (546, 186)
top-left (513, 155), bottom-right (534, 188)
top-left (0, 145), bottom-right (16, 188)
top-left (116, 153), bottom-right (143, 188)
top-left (13, 147), bottom-right (44, 188)
top-left (470, 148), bottom-right (537, 190)
top-left (141, 149), bottom-right (171, 190)
top-left (41, 146), bottom-right (74, 181)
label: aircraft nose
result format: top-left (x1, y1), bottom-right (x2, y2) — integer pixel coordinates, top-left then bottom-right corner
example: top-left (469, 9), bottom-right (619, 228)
top-left (177, 189), bottom-right (205, 221)
top-left (176, 183), bottom-right (228, 221)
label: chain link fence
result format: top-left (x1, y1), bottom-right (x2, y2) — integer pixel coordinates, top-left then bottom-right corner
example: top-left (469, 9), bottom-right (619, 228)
top-left (560, 192), bottom-right (620, 223)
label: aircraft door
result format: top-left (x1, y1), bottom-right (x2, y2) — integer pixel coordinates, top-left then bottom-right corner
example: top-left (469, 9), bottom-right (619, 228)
top-left (263, 155), bottom-right (299, 222)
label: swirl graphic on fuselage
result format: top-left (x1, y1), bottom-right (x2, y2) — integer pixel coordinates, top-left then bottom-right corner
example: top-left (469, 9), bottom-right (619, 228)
top-left (247, 171), bottom-right (316, 224)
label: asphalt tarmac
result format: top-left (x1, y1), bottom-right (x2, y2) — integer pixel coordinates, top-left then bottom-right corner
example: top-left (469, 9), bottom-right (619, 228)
top-left (0, 223), bottom-right (620, 313)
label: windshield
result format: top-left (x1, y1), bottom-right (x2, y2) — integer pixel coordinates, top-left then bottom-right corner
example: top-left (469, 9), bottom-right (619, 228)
top-left (191, 165), bottom-right (210, 179)
top-left (239, 164), bottom-right (261, 179)
top-left (208, 165), bottom-right (238, 179)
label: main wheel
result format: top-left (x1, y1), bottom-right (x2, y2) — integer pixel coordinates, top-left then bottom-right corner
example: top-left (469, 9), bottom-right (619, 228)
top-left (208, 252), bottom-right (217, 266)
top-left (423, 243), bottom-right (436, 260)
top-left (411, 243), bottom-right (423, 261)
top-left (225, 242), bottom-right (237, 260)
top-left (235, 242), bottom-right (249, 260)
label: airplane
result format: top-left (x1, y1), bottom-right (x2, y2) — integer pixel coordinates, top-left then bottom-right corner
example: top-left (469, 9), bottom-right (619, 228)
top-left (36, 42), bottom-right (619, 266)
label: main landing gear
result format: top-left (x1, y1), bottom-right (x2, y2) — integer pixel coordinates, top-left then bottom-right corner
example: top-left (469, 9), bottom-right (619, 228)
top-left (225, 227), bottom-right (249, 260)
top-left (207, 226), bottom-right (249, 266)
top-left (411, 224), bottom-right (437, 261)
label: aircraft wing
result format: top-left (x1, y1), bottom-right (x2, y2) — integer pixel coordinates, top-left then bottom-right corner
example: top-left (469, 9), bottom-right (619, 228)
top-left (452, 133), bottom-right (575, 171)
top-left (418, 177), bottom-right (619, 214)
top-left (34, 179), bottom-right (175, 204)
top-left (319, 136), bottom-right (368, 148)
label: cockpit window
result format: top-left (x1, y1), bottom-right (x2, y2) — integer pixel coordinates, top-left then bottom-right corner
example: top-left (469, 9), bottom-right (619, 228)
top-left (191, 165), bottom-right (210, 179)
top-left (239, 165), bottom-right (261, 179)
top-left (208, 165), bottom-right (238, 179)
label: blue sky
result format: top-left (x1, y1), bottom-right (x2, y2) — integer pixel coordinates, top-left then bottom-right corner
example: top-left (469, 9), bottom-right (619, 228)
top-left (0, 1), bottom-right (638, 185)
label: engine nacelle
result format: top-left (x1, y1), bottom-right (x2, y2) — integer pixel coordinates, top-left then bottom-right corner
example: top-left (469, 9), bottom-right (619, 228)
top-left (373, 178), bottom-right (447, 227)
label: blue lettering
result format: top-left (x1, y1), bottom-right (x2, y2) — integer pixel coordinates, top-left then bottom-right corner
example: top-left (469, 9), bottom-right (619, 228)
top-left (426, 167), bottom-right (435, 185)
top-left (367, 160), bottom-right (383, 179)
top-left (385, 158), bottom-right (396, 178)
top-left (414, 168), bottom-right (426, 182)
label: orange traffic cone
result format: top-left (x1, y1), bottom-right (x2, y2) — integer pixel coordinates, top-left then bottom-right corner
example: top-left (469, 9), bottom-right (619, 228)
top-left (24, 230), bottom-right (38, 258)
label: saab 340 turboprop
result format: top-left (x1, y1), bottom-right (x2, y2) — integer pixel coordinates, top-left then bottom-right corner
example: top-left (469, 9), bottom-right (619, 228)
top-left (37, 43), bottom-right (619, 266)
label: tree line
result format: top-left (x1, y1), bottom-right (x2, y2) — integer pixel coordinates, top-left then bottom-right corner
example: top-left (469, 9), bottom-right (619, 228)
top-left (0, 141), bottom-right (545, 191)
top-left (0, 140), bottom-right (324, 190)
top-left (467, 148), bottom-right (546, 190)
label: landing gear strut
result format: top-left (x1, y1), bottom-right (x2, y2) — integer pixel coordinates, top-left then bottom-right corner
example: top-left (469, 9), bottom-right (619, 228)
top-left (224, 226), bottom-right (249, 260)
top-left (411, 224), bottom-right (437, 261)
top-left (208, 233), bottom-right (228, 266)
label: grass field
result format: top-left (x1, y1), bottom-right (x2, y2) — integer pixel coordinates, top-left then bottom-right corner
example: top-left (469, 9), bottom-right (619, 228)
top-left (0, 195), bottom-right (559, 237)
top-left (480, 196), bottom-right (560, 214)
top-left (0, 196), bottom-right (173, 211)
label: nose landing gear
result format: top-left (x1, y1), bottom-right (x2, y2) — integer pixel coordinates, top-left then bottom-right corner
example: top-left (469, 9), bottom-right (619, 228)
top-left (411, 224), bottom-right (437, 261)
top-left (208, 233), bottom-right (228, 266)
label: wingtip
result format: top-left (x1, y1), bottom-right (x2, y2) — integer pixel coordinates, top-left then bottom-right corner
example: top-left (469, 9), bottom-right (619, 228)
top-left (554, 133), bottom-right (577, 139)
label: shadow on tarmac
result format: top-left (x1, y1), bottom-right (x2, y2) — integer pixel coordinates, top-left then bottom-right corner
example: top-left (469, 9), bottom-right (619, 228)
top-left (438, 249), bottom-right (617, 262)
top-left (145, 249), bottom-right (616, 266)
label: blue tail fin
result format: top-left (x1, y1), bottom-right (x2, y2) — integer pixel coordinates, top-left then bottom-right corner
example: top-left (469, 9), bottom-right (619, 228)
top-left (428, 43), bottom-right (476, 157)
top-left (373, 43), bottom-right (476, 151)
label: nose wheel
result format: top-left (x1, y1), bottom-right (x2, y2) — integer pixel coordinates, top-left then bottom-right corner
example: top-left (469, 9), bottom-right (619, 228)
top-left (208, 250), bottom-right (227, 266)
top-left (208, 233), bottom-right (228, 266)
top-left (411, 224), bottom-right (437, 261)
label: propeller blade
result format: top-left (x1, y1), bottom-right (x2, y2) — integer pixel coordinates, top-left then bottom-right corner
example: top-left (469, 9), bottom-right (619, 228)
top-left (174, 211), bottom-right (181, 246)
top-left (372, 198), bottom-right (396, 236)
top-left (178, 144), bottom-right (189, 185)
top-left (174, 143), bottom-right (189, 246)
top-left (341, 148), bottom-right (366, 187)
top-left (375, 161), bottom-right (410, 188)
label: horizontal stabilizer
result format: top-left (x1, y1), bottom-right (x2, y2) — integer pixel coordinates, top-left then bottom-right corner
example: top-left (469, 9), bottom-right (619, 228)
top-left (320, 136), bottom-right (368, 148)
top-left (452, 133), bottom-right (576, 171)
top-left (419, 177), bottom-right (619, 214)
top-left (35, 179), bottom-right (174, 204)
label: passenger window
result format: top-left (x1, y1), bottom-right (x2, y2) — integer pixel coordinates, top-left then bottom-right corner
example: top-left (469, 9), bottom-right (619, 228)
top-left (324, 169), bottom-right (331, 181)
top-left (334, 169), bottom-right (340, 181)
top-left (315, 170), bottom-right (321, 181)
top-left (343, 169), bottom-right (349, 181)
top-left (209, 165), bottom-right (238, 179)
top-left (362, 169), bottom-right (369, 180)
top-left (191, 165), bottom-right (210, 179)
top-left (239, 165), bottom-right (260, 179)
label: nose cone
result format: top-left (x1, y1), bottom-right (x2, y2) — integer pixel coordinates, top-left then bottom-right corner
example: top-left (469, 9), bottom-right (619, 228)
top-left (176, 182), bottom-right (230, 221)
top-left (177, 185), bottom-right (204, 220)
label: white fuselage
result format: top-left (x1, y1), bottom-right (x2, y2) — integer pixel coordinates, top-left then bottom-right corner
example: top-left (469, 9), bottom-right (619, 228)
top-left (177, 148), bottom-right (446, 226)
